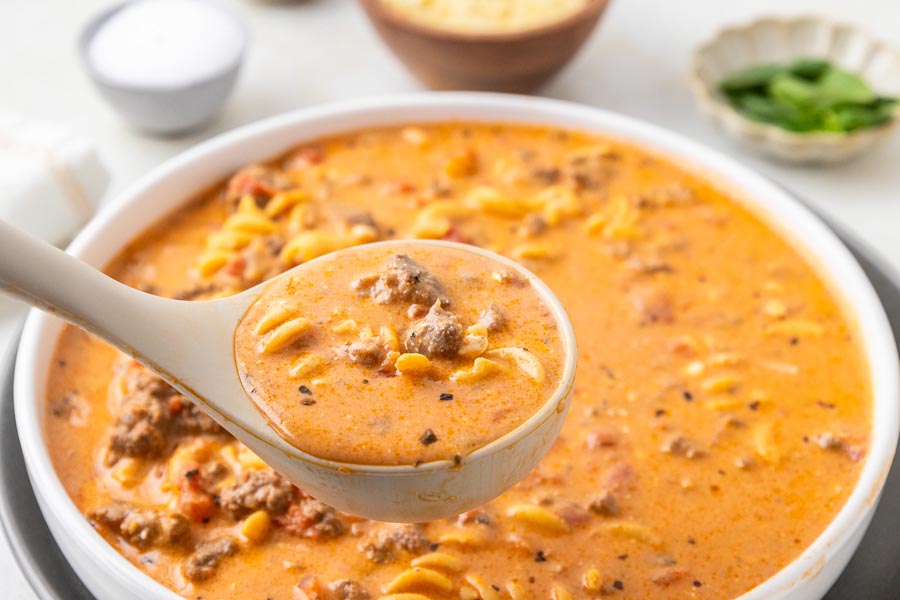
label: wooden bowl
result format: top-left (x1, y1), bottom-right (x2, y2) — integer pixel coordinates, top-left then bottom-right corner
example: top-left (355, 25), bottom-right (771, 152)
top-left (360, 0), bottom-right (610, 93)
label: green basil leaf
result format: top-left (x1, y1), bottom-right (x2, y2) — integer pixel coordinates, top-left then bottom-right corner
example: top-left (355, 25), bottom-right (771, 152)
top-left (736, 94), bottom-right (803, 129)
top-left (821, 109), bottom-right (846, 132)
top-left (768, 74), bottom-right (819, 108)
top-left (817, 68), bottom-right (876, 105)
top-left (719, 64), bottom-right (784, 93)
top-left (833, 104), bottom-right (893, 131)
top-left (788, 58), bottom-right (830, 80)
top-left (872, 96), bottom-right (899, 109)
top-left (721, 59), bottom-right (897, 133)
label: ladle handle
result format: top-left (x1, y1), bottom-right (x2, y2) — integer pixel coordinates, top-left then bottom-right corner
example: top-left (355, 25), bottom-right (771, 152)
top-left (0, 219), bottom-right (173, 360)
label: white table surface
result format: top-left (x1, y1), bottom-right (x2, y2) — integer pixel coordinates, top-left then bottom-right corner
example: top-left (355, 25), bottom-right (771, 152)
top-left (2, 0), bottom-right (899, 596)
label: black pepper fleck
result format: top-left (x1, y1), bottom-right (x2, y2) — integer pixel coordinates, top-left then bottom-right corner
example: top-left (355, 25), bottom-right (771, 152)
top-left (748, 401), bottom-right (760, 411)
top-left (419, 429), bottom-right (438, 445)
top-left (789, 336), bottom-right (799, 345)
top-left (300, 398), bottom-right (316, 406)
top-left (429, 543), bottom-right (440, 551)
top-left (613, 580), bottom-right (624, 590)
top-left (184, 469), bottom-right (199, 479)
top-left (617, 553), bottom-right (628, 560)
top-left (683, 390), bottom-right (694, 402)
top-left (534, 550), bottom-right (547, 562)
top-left (687, 537), bottom-right (696, 545)
top-left (817, 400), bottom-right (836, 409)
top-left (362, 379), bottom-right (369, 384)
top-left (655, 408), bottom-right (666, 417)
top-left (453, 454), bottom-right (462, 465)
top-left (693, 580), bottom-right (702, 588)
top-left (440, 393), bottom-right (454, 401)
top-left (298, 385), bottom-right (312, 395)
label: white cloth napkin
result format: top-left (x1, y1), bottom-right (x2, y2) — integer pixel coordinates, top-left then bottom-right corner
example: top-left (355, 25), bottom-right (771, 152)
top-left (0, 111), bottom-right (108, 246)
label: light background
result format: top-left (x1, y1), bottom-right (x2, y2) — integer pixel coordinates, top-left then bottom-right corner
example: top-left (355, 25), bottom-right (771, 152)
top-left (2, 0), bottom-right (899, 595)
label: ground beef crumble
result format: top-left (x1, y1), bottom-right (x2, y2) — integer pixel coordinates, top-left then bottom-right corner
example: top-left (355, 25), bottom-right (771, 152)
top-left (219, 470), bottom-right (295, 519)
top-left (352, 254), bottom-right (448, 307)
top-left (89, 502), bottom-right (189, 548)
top-left (184, 537), bottom-right (238, 581)
top-left (339, 338), bottom-right (387, 368)
top-left (478, 304), bottom-right (507, 332)
top-left (106, 361), bottom-right (224, 464)
top-left (329, 579), bottom-right (371, 600)
top-left (278, 498), bottom-right (345, 540)
top-left (361, 523), bottom-right (429, 564)
top-left (404, 301), bottom-right (463, 359)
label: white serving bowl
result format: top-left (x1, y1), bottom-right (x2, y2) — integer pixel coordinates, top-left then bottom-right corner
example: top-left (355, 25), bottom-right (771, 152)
top-left (14, 93), bottom-right (900, 600)
top-left (691, 16), bottom-right (900, 164)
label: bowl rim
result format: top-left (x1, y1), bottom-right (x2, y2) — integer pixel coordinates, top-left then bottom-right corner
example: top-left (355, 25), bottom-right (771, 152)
top-left (359, 0), bottom-right (608, 43)
top-left (689, 14), bottom-right (900, 145)
top-left (14, 91), bottom-right (900, 600)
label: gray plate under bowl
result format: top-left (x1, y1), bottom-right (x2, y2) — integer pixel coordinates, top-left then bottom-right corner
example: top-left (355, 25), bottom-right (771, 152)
top-left (2, 202), bottom-right (900, 599)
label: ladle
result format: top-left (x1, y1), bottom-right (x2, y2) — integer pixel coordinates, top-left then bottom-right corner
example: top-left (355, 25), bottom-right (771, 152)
top-left (0, 221), bottom-right (577, 521)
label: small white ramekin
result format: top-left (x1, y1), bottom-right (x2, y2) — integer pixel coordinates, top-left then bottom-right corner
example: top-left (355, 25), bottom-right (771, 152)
top-left (691, 16), bottom-right (900, 164)
top-left (78, 1), bottom-right (247, 135)
top-left (14, 93), bottom-right (900, 600)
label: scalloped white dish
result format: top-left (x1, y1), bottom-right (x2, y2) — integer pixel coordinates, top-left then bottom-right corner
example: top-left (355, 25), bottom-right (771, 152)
top-left (691, 16), bottom-right (900, 164)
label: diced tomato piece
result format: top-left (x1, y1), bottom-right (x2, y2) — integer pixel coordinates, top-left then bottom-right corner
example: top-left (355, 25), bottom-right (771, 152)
top-left (223, 255), bottom-right (247, 277)
top-left (167, 395), bottom-right (185, 417)
top-left (285, 147), bottom-right (324, 170)
top-left (179, 488), bottom-right (215, 523)
top-left (227, 173), bottom-right (276, 199)
top-left (379, 180), bottom-right (416, 196)
top-left (275, 503), bottom-right (313, 534)
top-left (176, 461), bottom-right (215, 522)
top-left (441, 227), bottom-right (471, 244)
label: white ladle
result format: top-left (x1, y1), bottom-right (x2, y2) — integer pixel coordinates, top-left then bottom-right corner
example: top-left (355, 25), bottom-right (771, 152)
top-left (0, 221), bottom-right (577, 522)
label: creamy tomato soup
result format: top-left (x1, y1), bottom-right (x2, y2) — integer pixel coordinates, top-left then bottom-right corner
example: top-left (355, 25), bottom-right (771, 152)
top-left (45, 123), bottom-right (870, 600)
top-left (234, 243), bottom-right (564, 465)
